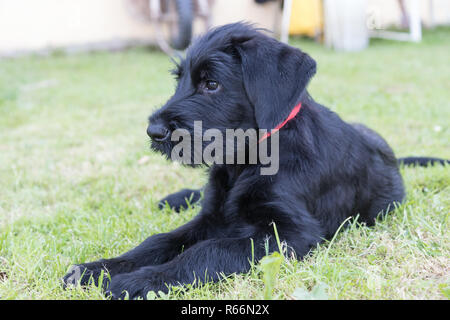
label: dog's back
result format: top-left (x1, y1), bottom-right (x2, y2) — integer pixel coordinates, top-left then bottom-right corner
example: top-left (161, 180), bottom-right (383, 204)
top-left (273, 98), bottom-right (405, 237)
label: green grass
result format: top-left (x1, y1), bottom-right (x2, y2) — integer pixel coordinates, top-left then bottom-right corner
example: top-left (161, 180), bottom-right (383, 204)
top-left (0, 27), bottom-right (449, 300)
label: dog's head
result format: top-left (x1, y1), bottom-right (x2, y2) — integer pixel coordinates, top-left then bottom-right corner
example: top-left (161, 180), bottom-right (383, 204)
top-left (148, 22), bottom-right (316, 165)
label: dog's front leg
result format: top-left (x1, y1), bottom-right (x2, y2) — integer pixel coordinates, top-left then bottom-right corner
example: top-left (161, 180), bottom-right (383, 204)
top-left (106, 235), bottom-right (276, 299)
top-left (62, 215), bottom-right (209, 289)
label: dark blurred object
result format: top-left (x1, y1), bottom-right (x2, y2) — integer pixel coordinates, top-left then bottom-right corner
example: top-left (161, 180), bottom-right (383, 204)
top-left (254, 0), bottom-right (276, 4)
top-left (126, 0), bottom-right (213, 55)
top-left (172, 0), bottom-right (193, 50)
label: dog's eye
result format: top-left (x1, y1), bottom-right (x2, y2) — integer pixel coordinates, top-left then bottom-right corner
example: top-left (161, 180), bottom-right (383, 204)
top-left (205, 80), bottom-right (219, 91)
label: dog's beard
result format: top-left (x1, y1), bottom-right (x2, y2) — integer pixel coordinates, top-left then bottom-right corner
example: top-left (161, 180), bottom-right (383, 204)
top-left (150, 134), bottom-right (205, 168)
top-left (150, 139), bottom-right (174, 161)
top-left (150, 133), bottom-right (260, 169)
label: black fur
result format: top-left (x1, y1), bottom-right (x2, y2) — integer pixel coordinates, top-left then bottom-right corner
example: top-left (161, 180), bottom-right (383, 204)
top-left (63, 23), bottom-right (448, 299)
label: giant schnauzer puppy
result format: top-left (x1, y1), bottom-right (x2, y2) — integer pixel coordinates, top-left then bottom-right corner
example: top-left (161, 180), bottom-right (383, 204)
top-left (63, 23), bottom-right (448, 299)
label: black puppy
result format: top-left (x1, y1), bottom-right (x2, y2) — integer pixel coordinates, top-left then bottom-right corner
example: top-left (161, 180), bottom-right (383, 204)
top-left (63, 23), bottom-right (447, 299)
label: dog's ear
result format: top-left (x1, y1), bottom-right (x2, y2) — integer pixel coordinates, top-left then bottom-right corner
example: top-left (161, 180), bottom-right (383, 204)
top-left (234, 35), bottom-right (316, 130)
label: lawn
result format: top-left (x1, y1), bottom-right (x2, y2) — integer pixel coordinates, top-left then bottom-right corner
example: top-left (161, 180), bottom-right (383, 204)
top-left (0, 27), bottom-right (449, 300)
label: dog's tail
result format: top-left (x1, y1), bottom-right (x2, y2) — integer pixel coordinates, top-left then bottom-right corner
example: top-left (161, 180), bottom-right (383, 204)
top-left (397, 156), bottom-right (450, 167)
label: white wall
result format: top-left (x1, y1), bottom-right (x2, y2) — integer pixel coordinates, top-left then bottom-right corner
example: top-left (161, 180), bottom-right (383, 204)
top-left (0, 0), bottom-right (155, 55)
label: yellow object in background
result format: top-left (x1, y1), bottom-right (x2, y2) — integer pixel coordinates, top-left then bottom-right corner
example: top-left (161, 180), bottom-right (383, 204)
top-left (289, 0), bottom-right (323, 38)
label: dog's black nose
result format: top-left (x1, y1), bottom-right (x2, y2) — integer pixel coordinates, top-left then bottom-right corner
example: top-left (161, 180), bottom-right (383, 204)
top-left (147, 124), bottom-right (170, 141)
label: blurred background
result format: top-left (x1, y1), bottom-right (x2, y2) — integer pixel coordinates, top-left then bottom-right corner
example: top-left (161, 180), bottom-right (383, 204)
top-left (1, 0), bottom-right (450, 56)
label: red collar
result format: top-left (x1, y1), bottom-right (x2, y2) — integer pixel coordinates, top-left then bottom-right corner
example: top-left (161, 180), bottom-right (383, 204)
top-left (258, 102), bottom-right (302, 143)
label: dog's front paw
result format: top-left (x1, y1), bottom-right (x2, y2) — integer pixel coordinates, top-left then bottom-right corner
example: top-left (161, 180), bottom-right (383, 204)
top-left (106, 271), bottom-right (169, 300)
top-left (62, 262), bottom-right (110, 290)
top-left (158, 188), bottom-right (202, 212)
